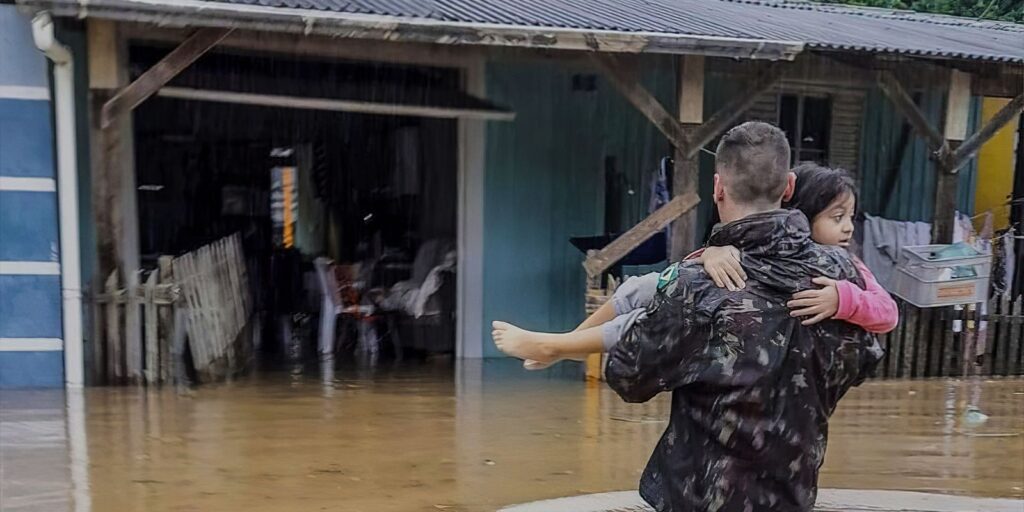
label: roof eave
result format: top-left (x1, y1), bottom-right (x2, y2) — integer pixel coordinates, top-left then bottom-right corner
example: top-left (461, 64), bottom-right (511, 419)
top-left (18, 0), bottom-right (805, 61)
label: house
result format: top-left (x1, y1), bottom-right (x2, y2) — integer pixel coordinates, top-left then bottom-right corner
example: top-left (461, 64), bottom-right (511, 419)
top-left (1, 0), bottom-right (1021, 388)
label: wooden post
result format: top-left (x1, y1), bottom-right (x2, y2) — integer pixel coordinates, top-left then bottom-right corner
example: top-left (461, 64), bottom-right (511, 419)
top-left (933, 70), bottom-right (972, 244)
top-left (671, 55), bottom-right (704, 261)
top-left (89, 20), bottom-right (140, 295)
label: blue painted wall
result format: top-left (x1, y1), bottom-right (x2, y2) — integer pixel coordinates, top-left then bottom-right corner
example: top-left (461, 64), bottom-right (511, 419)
top-left (0, 10), bottom-right (48, 88)
top-left (858, 86), bottom-right (980, 221)
top-left (0, 6), bottom-right (64, 388)
top-left (480, 56), bottom-right (675, 357)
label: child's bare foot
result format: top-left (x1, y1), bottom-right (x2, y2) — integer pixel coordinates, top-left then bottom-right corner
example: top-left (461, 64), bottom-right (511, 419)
top-left (492, 321), bottom-right (557, 362)
top-left (523, 354), bottom-right (587, 371)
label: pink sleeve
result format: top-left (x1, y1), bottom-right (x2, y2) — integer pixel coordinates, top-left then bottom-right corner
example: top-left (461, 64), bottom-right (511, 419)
top-left (833, 258), bottom-right (899, 334)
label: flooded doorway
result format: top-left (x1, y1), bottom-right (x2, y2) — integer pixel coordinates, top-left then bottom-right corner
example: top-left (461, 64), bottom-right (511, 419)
top-left (132, 47), bottom-right (471, 371)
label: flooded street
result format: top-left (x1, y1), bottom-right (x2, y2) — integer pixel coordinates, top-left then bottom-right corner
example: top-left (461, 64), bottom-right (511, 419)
top-left (2, 361), bottom-right (1022, 512)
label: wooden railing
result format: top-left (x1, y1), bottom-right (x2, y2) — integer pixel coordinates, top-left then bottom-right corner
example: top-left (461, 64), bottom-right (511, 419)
top-left (89, 233), bottom-right (251, 385)
top-left (875, 298), bottom-right (1024, 379)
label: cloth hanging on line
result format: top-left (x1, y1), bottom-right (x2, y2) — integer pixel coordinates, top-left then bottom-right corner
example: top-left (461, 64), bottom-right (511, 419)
top-left (649, 157), bottom-right (672, 258)
top-left (860, 213), bottom-right (932, 291)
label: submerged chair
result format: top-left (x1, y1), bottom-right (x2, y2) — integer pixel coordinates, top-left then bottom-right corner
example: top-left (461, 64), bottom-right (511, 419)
top-left (314, 257), bottom-right (401, 360)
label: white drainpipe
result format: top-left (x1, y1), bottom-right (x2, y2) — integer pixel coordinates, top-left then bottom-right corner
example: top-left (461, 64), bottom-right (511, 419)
top-left (32, 12), bottom-right (84, 388)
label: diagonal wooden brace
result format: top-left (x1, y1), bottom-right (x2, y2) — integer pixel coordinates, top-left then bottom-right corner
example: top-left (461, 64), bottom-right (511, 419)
top-left (590, 53), bottom-right (690, 150)
top-left (683, 64), bottom-right (783, 159)
top-left (101, 27), bottom-right (233, 128)
top-left (875, 71), bottom-right (947, 156)
top-left (948, 92), bottom-right (1024, 172)
top-left (583, 192), bottom-right (700, 278)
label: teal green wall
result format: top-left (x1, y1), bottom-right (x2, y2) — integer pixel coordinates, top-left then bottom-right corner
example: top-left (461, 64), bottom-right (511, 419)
top-left (480, 56), bottom-right (676, 357)
top-left (858, 87), bottom-right (980, 221)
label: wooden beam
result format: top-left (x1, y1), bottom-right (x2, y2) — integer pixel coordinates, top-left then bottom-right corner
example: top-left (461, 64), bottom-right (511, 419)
top-left (943, 70), bottom-right (972, 142)
top-left (678, 56), bottom-right (704, 124)
top-left (101, 27), bottom-right (232, 128)
top-left (590, 53), bottom-right (689, 150)
top-left (157, 86), bottom-right (516, 121)
top-left (87, 20), bottom-right (119, 89)
top-left (671, 55), bottom-right (704, 261)
top-left (583, 192), bottom-right (700, 278)
top-left (950, 92), bottom-right (1024, 171)
top-left (876, 71), bottom-right (947, 154)
top-left (683, 63), bottom-right (783, 159)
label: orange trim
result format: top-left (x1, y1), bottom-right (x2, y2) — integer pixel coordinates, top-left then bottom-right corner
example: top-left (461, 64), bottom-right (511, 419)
top-left (282, 167), bottom-right (295, 248)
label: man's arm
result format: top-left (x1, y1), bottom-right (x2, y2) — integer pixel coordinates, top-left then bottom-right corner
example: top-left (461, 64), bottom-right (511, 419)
top-left (604, 264), bottom-right (713, 403)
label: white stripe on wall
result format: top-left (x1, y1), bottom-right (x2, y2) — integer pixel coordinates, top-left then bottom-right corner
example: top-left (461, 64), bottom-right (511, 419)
top-left (0, 261), bottom-right (61, 275)
top-left (0, 85), bottom-right (50, 101)
top-left (0, 338), bottom-right (64, 351)
top-left (0, 177), bottom-right (57, 192)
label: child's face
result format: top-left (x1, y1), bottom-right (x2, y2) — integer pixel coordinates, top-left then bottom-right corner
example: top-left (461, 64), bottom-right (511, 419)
top-left (811, 193), bottom-right (855, 248)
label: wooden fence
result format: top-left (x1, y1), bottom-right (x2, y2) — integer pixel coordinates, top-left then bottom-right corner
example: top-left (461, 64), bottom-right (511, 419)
top-left (90, 233), bottom-right (251, 385)
top-left (875, 297), bottom-right (1024, 379)
top-left (91, 257), bottom-right (178, 385)
top-left (172, 233), bottom-right (251, 382)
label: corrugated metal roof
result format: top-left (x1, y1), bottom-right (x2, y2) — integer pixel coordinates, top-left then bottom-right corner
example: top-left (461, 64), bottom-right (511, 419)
top-left (203, 0), bottom-right (1024, 62)
top-left (23, 0), bottom-right (1024, 63)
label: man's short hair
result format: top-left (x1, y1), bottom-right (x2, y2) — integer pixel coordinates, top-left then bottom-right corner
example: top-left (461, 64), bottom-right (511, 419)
top-left (715, 121), bottom-right (792, 206)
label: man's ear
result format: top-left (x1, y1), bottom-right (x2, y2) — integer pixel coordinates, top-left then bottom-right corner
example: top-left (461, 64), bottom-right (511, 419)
top-left (713, 173), bottom-right (725, 203)
top-left (781, 172), bottom-right (797, 202)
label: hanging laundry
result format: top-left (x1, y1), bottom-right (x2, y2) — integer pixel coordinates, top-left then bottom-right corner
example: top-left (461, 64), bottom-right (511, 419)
top-left (861, 213), bottom-right (932, 291)
top-left (649, 157), bottom-right (672, 256)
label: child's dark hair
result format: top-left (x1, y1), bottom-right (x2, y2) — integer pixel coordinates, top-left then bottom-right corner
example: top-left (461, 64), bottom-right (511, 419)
top-left (783, 162), bottom-right (857, 222)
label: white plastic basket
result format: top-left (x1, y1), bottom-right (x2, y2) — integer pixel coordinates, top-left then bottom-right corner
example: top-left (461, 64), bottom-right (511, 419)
top-left (890, 244), bottom-right (991, 308)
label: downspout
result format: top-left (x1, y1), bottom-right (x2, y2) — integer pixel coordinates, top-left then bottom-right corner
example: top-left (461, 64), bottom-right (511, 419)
top-left (32, 12), bottom-right (84, 388)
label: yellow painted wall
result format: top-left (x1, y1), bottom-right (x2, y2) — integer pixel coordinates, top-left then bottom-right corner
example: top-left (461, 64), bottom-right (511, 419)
top-left (975, 97), bottom-right (1019, 230)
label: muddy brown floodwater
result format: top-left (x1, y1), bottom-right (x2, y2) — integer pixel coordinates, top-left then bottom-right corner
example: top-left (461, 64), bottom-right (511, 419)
top-left (2, 360), bottom-right (1022, 512)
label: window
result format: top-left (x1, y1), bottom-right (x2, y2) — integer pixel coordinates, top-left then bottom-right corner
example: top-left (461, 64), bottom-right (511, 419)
top-left (778, 94), bottom-right (832, 164)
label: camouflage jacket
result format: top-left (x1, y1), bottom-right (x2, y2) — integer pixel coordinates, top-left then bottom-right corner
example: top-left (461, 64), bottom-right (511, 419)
top-left (605, 209), bottom-right (884, 512)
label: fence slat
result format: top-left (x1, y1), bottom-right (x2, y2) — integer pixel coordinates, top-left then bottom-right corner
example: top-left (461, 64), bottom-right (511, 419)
top-left (144, 269), bottom-right (159, 385)
top-left (126, 270), bottom-right (143, 383)
top-left (939, 307), bottom-right (955, 377)
top-left (158, 256), bottom-right (174, 384)
top-left (1010, 297), bottom-right (1023, 376)
top-left (91, 286), bottom-right (105, 384)
top-left (902, 307), bottom-right (918, 378)
top-left (105, 271), bottom-right (123, 382)
top-left (982, 297), bottom-right (997, 376)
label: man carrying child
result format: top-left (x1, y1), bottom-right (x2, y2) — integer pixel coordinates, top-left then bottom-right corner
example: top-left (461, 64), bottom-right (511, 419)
top-left (606, 121), bottom-right (883, 511)
top-left (496, 121), bottom-right (884, 511)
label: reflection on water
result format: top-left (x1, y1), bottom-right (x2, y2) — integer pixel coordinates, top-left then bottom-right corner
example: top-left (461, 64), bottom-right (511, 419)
top-left (2, 360), bottom-right (1022, 512)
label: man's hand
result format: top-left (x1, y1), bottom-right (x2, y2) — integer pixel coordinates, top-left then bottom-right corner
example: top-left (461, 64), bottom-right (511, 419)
top-left (787, 277), bottom-right (839, 325)
top-left (699, 245), bottom-right (746, 291)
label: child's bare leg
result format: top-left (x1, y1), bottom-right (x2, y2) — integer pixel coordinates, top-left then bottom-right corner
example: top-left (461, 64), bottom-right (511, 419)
top-left (522, 300), bottom-right (616, 369)
top-left (492, 322), bottom-right (606, 363)
top-left (515, 272), bottom-right (658, 368)
top-left (574, 299), bottom-right (618, 331)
